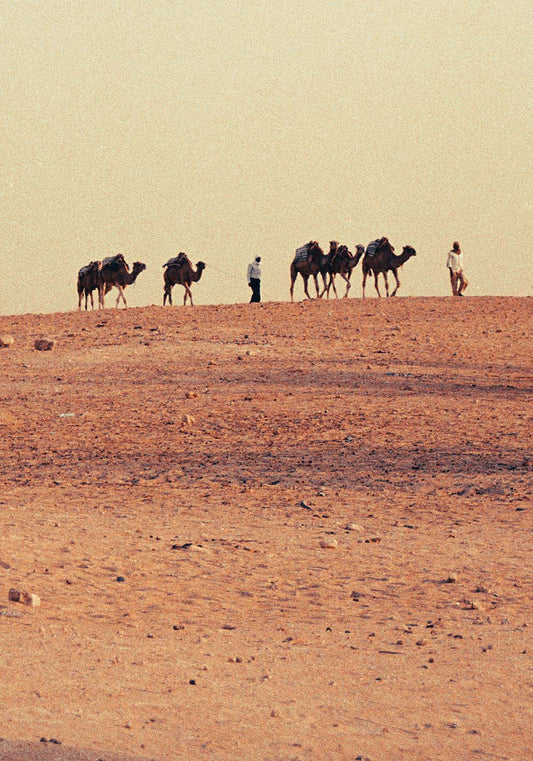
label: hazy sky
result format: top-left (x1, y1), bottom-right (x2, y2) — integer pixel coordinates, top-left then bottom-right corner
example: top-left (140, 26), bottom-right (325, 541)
top-left (1, 0), bottom-right (531, 314)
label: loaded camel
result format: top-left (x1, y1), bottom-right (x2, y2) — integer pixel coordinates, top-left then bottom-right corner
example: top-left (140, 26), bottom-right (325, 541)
top-left (77, 261), bottom-right (102, 310)
top-left (289, 241), bottom-right (329, 302)
top-left (362, 238), bottom-right (417, 297)
top-left (99, 254), bottom-right (147, 308)
top-left (323, 244), bottom-right (365, 299)
top-left (163, 253), bottom-right (206, 305)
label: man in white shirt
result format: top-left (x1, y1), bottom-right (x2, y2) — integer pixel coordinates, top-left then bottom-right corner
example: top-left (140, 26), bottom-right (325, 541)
top-left (247, 256), bottom-right (262, 302)
top-left (446, 241), bottom-right (468, 296)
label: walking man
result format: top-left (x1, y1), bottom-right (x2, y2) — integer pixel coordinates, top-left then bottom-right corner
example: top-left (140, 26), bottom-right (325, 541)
top-left (247, 256), bottom-right (262, 303)
top-left (446, 241), bottom-right (468, 296)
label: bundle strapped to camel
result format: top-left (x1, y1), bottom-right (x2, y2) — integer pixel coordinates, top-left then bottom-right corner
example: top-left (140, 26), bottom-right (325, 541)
top-left (365, 239), bottom-right (383, 259)
top-left (78, 262), bottom-right (98, 278)
top-left (102, 254), bottom-right (127, 271)
top-left (293, 243), bottom-right (311, 263)
top-left (163, 253), bottom-right (188, 268)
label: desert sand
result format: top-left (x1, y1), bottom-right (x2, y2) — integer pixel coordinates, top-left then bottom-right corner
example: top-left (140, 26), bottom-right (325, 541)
top-left (0, 296), bottom-right (531, 761)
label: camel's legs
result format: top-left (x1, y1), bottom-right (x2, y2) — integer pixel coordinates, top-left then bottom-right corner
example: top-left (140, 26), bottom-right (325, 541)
top-left (115, 286), bottom-right (127, 308)
top-left (289, 265), bottom-right (298, 302)
top-left (183, 284), bottom-right (193, 305)
top-left (391, 269), bottom-right (400, 296)
top-left (373, 272), bottom-right (381, 297)
top-left (302, 275), bottom-right (312, 300)
top-left (319, 274), bottom-right (331, 299)
top-left (320, 272), bottom-right (329, 299)
top-left (341, 274), bottom-right (351, 298)
top-left (383, 271), bottom-right (390, 297)
top-left (362, 266), bottom-right (368, 297)
top-left (324, 274), bottom-right (338, 299)
top-left (163, 285), bottom-right (173, 305)
top-left (313, 274), bottom-right (321, 298)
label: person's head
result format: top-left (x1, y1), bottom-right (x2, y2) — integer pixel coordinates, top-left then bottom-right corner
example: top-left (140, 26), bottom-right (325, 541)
top-left (453, 241), bottom-right (461, 252)
top-left (255, 256), bottom-right (261, 263)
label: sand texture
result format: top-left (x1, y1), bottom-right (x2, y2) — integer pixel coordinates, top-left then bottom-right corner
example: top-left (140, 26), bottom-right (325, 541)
top-left (0, 296), bottom-right (531, 761)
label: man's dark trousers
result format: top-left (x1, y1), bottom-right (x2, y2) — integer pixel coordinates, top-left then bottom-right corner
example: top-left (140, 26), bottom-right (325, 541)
top-left (249, 278), bottom-right (261, 303)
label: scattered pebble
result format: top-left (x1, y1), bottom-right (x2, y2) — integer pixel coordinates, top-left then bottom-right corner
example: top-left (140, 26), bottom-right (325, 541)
top-left (320, 537), bottom-right (338, 549)
top-left (8, 588), bottom-right (40, 606)
top-left (34, 338), bottom-right (56, 351)
top-left (345, 523), bottom-right (364, 532)
top-left (0, 334), bottom-right (14, 348)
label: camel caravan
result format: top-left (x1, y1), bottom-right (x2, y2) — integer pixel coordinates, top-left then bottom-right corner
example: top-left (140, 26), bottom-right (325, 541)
top-left (77, 236), bottom-right (416, 310)
top-left (290, 238), bottom-right (416, 301)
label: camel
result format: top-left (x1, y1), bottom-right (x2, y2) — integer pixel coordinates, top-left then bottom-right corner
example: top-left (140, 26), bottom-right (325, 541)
top-left (289, 241), bottom-right (329, 302)
top-left (99, 255), bottom-right (147, 308)
top-left (323, 244), bottom-right (365, 299)
top-left (163, 253), bottom-right (206, 305)
top-left (77, 261), bottom-right (102, 310)
top-left (362, 238), bottom-right (417, 297)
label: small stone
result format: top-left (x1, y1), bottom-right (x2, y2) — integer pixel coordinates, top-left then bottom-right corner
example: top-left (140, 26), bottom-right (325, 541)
top-left (445, 573), bottom-right (458, 583)
top-left (116, 576), bottom-right (125, 582)
top-left (34, 338), bottom-right (56, 351)
top-left (182, 414), bottom-right (195, 426)
top-left (0, 334), bottom-right (14, 348)
top-left (415, 638), bottom-right (427, 646)
top-left (319, 537), bottom-right (338, 549)
top-left (345, 523), bottom-right (364, 532)
top-left (185, 391), bottom-right (198, 399)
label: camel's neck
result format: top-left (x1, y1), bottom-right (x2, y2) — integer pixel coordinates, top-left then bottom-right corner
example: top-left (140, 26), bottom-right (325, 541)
top-left (393, 250), bottom-right (414, 266)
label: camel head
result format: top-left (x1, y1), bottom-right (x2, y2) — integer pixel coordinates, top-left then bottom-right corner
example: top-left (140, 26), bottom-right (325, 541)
top-left (402, 246), bottom-right (416, 259)
top-left (351, 244), bottom-right (364, 266)
top-left (194, 262), bottom-right (206, 281)
top-left (131, 262), bottom-right (147, 277)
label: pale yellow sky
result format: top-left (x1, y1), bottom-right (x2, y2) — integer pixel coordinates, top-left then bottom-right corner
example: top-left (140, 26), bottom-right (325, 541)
top-left (1, 0), bottom-right (531, 314)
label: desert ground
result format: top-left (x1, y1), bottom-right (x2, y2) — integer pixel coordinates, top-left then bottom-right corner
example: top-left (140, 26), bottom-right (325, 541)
top-left (0, 295), bottom-right (531, 761)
